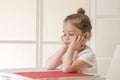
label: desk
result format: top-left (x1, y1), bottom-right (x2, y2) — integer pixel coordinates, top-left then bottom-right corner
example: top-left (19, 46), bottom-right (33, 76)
top-left (0, 68), bottom-right (100, 80)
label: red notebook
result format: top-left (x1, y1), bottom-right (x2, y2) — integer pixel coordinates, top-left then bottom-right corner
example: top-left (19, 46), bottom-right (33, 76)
top-left (15, 71), bottom-right (93, 79)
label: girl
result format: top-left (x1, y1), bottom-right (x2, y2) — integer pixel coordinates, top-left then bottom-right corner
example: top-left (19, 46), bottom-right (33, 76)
top-left (45, 8), bottom-right (97, 74)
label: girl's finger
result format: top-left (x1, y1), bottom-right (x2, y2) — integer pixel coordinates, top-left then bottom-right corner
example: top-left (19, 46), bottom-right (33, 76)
top-left (80, 37), bottom-right (86, 46)
top-left (81, 39), bottom-right (86, 45)
top-left (79, 35), bottom-right (86, 45)
top-left (77, 35), bottom-right (81, 41)
top-left (71, 36), bottom-right (77, 44)
top-left (73, 36), bottom-right (77, 41)
top-left (80, 35), bottom-right (84, 42)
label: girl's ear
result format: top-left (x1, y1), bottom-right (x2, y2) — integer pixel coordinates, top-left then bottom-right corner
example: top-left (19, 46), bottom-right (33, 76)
top-left (83, 32), bottom-right (90, 41)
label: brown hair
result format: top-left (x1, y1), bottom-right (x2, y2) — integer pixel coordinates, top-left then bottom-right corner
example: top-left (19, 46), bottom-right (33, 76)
top-left (64, 8), bottom-right (92, 33)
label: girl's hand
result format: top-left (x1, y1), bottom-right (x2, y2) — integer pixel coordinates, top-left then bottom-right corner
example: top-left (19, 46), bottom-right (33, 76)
top-left (69, 35), bottom-right (85, 52)
top-left (61, 35), bottom-right (68, 49)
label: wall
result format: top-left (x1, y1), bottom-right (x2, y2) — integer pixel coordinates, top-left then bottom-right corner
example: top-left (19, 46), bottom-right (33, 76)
top-left (0, 0), bottom-right (36, 69)
top-left (96, 0), bottom-right (120, 77)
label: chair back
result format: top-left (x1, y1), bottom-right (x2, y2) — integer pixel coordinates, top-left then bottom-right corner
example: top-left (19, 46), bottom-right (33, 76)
top-left (106, 45), bottom-right (120, 80)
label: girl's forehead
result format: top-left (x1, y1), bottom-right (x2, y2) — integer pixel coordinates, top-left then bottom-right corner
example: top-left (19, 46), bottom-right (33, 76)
top-left (63, 22), bottom-right (81, 32)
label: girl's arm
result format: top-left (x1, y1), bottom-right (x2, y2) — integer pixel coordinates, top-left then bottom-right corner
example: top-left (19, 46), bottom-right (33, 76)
top-left (62, 35), bottom-right (91, 72)
top-left (45, 45), bottom-right (67, 70)
top-left (62, 47), bottom-right (91, 72)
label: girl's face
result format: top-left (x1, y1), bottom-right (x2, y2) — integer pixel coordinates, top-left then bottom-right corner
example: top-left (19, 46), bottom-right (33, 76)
top-left (62, 21), bottom-right (83, 46)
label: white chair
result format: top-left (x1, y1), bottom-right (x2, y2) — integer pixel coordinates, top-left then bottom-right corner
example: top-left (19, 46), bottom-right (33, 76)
top-left (106, 45), bottom-right (120, 80)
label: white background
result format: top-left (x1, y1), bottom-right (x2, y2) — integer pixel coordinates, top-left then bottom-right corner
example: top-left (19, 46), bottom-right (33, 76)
top-left (0, 0), bottom-right (120, 78)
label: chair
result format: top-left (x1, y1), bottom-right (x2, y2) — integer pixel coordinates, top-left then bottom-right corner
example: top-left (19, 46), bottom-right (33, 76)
top-left (106, 45), bottom-right (120, 80)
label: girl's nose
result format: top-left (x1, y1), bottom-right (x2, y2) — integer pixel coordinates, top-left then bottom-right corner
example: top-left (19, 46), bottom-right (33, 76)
top-left (65, 36), bottom-right (70, 41)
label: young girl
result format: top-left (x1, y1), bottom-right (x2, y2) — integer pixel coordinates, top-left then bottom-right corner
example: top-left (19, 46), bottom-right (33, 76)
top-left (45, 8), bottom-right (97, 74)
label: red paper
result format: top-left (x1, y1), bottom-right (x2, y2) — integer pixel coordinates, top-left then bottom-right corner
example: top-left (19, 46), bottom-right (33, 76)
top-left (15, 71), bottom-right (93, 79)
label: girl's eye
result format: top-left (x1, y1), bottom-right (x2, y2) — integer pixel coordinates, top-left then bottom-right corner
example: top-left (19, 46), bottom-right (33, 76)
top-left (63, 34), bottom-right (66, 36)
top-left (69, 34), bottom-right (74, 36)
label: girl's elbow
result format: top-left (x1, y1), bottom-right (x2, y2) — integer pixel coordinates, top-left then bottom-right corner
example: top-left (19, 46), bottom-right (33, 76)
top-left (62, 67), bottom-right (72, 73)
top-left (62, 69), bottom-right (70, 72)
top-left (44, 65), bottom-right (54, 70)
top-left (62, 66), bottom-right (78, 73)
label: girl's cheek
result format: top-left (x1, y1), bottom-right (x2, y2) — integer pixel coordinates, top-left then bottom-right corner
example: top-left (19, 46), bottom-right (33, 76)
top-left (62, 37), bottom-right (67, 43)
top-left (70, 36), bottom-right (76, 40)
top-left (61, 36), bottom-right (65, 40)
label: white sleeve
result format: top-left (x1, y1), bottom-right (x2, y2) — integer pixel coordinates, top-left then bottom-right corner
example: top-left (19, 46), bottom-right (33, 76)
top-left (77, 52), bottom-right (95, 66)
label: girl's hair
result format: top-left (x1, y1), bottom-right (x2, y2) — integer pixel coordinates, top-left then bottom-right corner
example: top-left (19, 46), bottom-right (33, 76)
top-left (64, 8), bottom-right (92, 33)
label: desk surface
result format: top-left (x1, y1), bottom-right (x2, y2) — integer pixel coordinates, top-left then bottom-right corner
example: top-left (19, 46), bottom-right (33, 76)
top-left (0, 68), bottom-right (100, 80)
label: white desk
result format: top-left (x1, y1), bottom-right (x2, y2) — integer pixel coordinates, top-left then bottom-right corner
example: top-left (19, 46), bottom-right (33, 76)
top-left (0, 68), bottom-right (100, 80)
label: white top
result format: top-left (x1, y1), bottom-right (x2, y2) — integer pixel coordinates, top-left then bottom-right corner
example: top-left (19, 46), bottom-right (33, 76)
top-left (76, 46), bottom-right (97, 74)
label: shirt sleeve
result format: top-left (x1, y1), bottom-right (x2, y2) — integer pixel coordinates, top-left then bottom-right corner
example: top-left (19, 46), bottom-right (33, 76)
top-left (77, 52), bottom-right (96, 66)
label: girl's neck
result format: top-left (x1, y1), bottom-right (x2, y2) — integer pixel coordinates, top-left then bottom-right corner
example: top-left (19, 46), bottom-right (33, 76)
top-left (76, 45), bottom-right (86, 54)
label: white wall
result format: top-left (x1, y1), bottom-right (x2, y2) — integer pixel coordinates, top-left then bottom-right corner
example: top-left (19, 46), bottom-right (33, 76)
top-left (0, 0), bottom-right (36, 40)
top-left (96, 0), bottom-right (120, 77)
top-left (0, 0), bottom-right (36, 69)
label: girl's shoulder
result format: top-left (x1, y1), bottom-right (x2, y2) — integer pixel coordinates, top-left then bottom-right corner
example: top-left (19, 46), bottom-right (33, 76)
top-left (78, 45), bottom-right (95, 56)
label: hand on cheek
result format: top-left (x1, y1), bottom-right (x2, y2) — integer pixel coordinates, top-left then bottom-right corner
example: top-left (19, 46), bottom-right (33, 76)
top-left (69, 35), bottom-right (85, 52)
